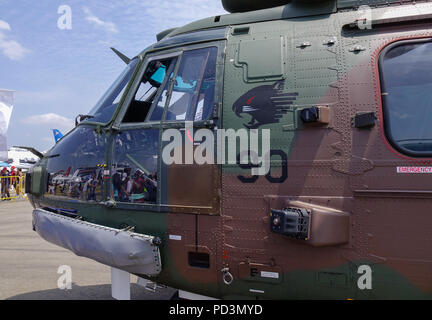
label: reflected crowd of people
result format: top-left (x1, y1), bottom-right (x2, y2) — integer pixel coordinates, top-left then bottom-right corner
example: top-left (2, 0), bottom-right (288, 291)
top-left (46, 164), bottom-right (157, 204)
top-left (47, 167), bottom-right (104, 202)
top-left (112, 165), bottom-right (157, 203)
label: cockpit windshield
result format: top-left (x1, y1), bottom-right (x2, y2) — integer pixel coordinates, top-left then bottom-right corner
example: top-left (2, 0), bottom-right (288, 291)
top-left (85, 58), bottom-right (139, 124)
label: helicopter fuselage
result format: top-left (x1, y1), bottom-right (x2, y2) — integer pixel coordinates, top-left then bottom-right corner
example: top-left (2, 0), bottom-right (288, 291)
top-left (27, 0), bottom-right (432, 299)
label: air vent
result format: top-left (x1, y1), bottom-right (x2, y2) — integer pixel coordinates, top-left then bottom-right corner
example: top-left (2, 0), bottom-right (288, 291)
top-left (188, 252), bottom-right (210, 269)
top-left (232, 27), bottom-right (250, 36)
top-left (351, 112), bottom-right (376, 129)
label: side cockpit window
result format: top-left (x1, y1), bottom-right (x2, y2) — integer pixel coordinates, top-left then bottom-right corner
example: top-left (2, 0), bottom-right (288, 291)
top-left (122, 57), bottom-right (177, 123)
top-left (121, 46), bottom-right (218, 124)
top-left (46, 127), bottom-right (106, 202)
top-left (380, 39), bottom-right (432, 156)
top-left (165, 47), bottom-right (217, 122)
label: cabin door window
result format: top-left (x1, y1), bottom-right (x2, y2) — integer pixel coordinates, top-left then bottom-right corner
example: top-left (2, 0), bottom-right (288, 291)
top-left (111, 129), bottom-right (159, 204)
top-left (379, 39), bottom-right (432, 157)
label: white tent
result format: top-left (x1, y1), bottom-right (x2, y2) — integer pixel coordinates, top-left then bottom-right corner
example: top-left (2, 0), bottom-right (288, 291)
top-left (0, 89), bottom-right (14, 162)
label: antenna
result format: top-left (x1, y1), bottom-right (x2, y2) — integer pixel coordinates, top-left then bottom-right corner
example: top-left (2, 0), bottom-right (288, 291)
top-left (110, 47), bottom-right (131, 64)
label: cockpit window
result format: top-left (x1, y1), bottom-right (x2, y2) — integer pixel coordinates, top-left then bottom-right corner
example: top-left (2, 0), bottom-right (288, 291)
top-left (380, 40), bottom-right (432, 156)
top-left (122, 57), bottom-right (177, 123)
top-left (45, 127), bottom-right (106, 202)
top-left (85, 58), bottom-right (139, 124)
top-left (165, 47), bottom-right (217, 122)
top-left (121, 47), bottom-right (217, 124)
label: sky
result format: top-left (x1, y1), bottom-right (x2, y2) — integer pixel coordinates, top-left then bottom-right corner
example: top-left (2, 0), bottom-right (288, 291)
top-left (0, 0), bottom-right (227, 151)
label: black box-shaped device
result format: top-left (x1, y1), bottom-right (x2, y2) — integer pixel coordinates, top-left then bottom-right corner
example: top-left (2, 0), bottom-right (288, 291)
top-left (270, 207), bottom-right (310, 240)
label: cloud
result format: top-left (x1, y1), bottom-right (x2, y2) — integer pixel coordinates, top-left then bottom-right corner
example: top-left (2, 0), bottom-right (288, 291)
top-left (0, 20), bottom-right (11, 31)
top-left (0, 38), bottom-right (29, 61)
top-left (0, 19), bottom-right (29, 61)
top-left (83, 7), bottom-right (118, 34)
top-left (21, 113), bottom-right (74, 132)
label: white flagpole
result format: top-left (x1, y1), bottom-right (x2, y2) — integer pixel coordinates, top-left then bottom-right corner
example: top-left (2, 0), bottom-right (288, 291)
top-left (0, 89), bottom-right (14, 162)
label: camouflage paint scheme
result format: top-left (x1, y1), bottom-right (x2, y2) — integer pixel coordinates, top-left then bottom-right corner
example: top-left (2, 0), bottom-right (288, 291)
top-left (27, 0), bottom-right (432, 299)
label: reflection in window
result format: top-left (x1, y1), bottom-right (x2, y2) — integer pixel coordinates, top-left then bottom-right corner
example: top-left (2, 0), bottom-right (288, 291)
top-left (46, 127), bottom-right (106, 202)
top-left (381, 40), bottom-right (432, 155)
top-left (165, 47), bottom-right (217, 121)
top-left (86, 59), bottom-right (139, 123)
top-left (112, 130), bottom-right (159, 203)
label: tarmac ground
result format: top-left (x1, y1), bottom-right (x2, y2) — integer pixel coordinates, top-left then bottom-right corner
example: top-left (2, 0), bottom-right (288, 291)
top-left (0, 199), bottom-right (176, 300)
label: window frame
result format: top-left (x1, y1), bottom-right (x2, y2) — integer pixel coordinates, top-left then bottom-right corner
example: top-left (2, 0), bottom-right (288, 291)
top-left (113, 40), bottom-right (224, 130)
top-left (379, 37), bottom-right (432, 158)
top-left (114, 51), bottom-right (182, 129)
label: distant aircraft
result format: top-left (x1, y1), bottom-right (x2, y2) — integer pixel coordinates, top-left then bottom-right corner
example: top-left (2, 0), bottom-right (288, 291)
top-left (8, 129), bottom-right (63, 169)
top-left (52, 129), bottom-right (64, 143)
top-left (7, 147), bottom-right (39, 170)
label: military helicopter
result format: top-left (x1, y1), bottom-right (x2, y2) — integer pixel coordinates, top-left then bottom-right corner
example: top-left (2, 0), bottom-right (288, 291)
top-left (26, 0), bottom-right (432, 299)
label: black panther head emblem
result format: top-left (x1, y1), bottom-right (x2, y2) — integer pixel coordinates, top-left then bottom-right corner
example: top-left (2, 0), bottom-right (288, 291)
top-left (232, 80), bottom-right (298, 129)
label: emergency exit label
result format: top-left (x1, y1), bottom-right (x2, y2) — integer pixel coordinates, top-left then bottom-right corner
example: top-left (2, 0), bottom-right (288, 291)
top-left (397, 167), bottom-right (432, 173)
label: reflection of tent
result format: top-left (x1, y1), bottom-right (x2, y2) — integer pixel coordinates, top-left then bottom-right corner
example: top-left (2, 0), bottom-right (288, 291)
top-left (0, 162), bottom-right (10, 167)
